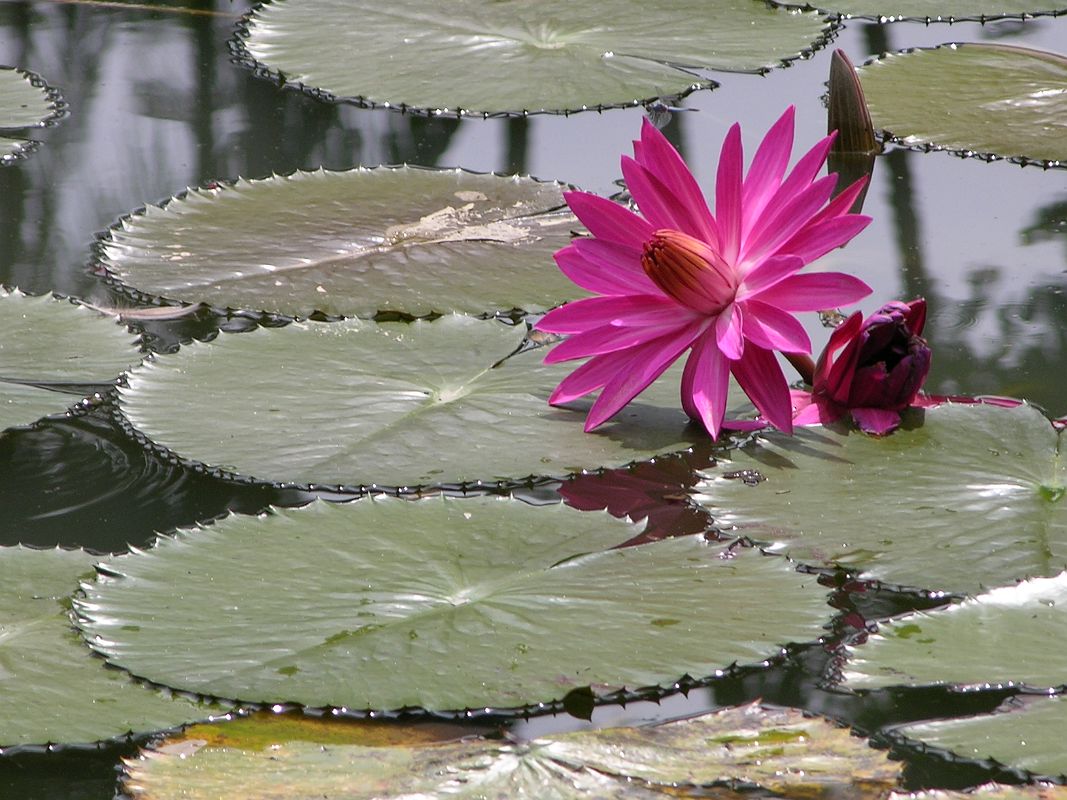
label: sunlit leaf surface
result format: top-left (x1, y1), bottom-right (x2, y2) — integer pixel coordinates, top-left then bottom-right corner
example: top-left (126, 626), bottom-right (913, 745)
top-left (769, 0), bottom-right (1067, 20)
top-left (843, 572), bottom-right (1067, 690)
top-left (118, 315), bottom-right (721, 489)
top-left (0, 546), bottom-right (229, 748)
top-left (75, 497), bottom-right (832, 712)
top-left (233, 0), bottom-right (831, 116)
top-left (0, 65), bottom-right (63, 163)
top-left (123, 703), bottom-right (898, 798)
top-left (98, 167), bottom-right (584, 318)
top-left (693, 403), bottom-right (1067, 594)
top-left (895, 696), bottom-right (1067, 780)
top-left (0, 290), bottom-right (142, 431)
top-left (858, 44), bottom-right (1067, 167)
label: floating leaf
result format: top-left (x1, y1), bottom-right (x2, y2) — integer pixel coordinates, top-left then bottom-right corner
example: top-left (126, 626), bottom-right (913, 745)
top-left (0, 546), bottom-right (229, 748)
top-left (770, 0), bottom-right (1067, 21)
top-left (0, 65), bottom-right (65, 164)
top-left (0, 290), bottom-right (142, 431)
top-left (118, 315), bottom-right (721, 489)
top-left (75, 497), bottom-right (832, 712)
top-left (895, 697), bottom-right (1067, 780)
top-left (843, 572), bottom-right (1067, 691)
top-left (857, 44), bottom-right (1067, 167)
top-left (97, 167), bottom-right (585, 318)
top-left (890, 785), bottom-right (1067, 800)
top-left (123, 703), bottom-right (898, 798)
top-left (231, 0), bottom-right (832, 116)
top-left (693, 403), bottom-right (1067, 594)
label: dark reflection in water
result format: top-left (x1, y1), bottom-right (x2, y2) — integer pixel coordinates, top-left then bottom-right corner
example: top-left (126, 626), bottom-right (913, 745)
top-left (0, 408), bottom-right (287, 553)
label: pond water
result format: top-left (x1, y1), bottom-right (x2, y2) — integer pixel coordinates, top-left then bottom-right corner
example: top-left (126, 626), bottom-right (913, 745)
top-left (1, 0), bottom-right (1066, 797)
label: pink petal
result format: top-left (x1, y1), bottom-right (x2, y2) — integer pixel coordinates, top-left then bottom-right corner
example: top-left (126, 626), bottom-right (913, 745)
top-left (755, 272), bottom-right (872, 312)
top-left (537, 295), bottom-right (693, 335)
top-left (543, 320), bottom-right (691, 363)
top-left (810, 175), bottom-right (868, 225)
top-left (742, 107), bottom-right (795, 239)
top-left (740, 174), bottom-right (838, 268)
top-left (737, 254), bottom-right (805, 300)
top-left (777, 214), bottom-right (872, 264)
top-left (715, 302), bottom-right (744, 360)
top-left (680, 330), bottom-right (731, 438)
top-left (740, 299), bottom-right (811, 354)
top-left (851, 407), bottom-right (903, 435)
top-left (560, 239), bottom-right (660, 296)
top-left (621, 157), bottom-right (707, 239)
top-left (632, 119), bottom-right (720, 247)
top-left (816, 311), bottom-right (864, 398)
top-left (548, 350), bottom-right (630, 405)
top-left (731, 344), bottom-right (793, 434)
top-left (583, 323), bottom-right (704, 430)
top-left (775, 132), bottom-right (836, 206)
top-left (564, 191), bottom-right (653, 249)
top-left (715, 123), bottom-right (744, 264)
top-left (793, 396), bottom-right (844, 426)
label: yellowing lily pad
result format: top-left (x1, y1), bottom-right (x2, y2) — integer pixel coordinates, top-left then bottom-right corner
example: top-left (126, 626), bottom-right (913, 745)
top-left (122, 704), bottom-right (900, 798)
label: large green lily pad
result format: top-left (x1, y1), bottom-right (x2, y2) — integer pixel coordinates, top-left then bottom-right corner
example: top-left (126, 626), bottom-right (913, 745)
top-left (118, 315), bottom-right (720, 489)
top-left (0, 546), bottom-right (228, 748)
top-left (0, 290), bottom-right (142, 431)
top-left (97, 166), bottom-right (582, 319)
top-left (232, 0), bottom-right (832, 116)
top-left (770, 0), bottom-right (1066, 20)
top-left (693, 403), bottom-right (1067, 595)
top-left (858, 44), bottom-right (1067, 167)
top-left (1, 66), bottom-right (64, 164)
top-left (74, 497), bottom-right (833, 712)
top-left (843, 572), bottom-right (1067, 691)
top-left (123, 704), bottom-right (898, 798)
top-left (895, 696), bottom-right (1067, 780)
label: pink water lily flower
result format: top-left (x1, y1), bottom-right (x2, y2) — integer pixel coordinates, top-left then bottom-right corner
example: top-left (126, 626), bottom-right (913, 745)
top-left (537, 107), bottom-right (873, 438)
top-left (791, 299), bottom-right (932, 435)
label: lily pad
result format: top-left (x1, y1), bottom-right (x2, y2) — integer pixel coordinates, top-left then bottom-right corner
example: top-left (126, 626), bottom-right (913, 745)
top-left (0, 546), bottom-right (229, 748)
top-left (96, 166), bottom-right (582, 319)
top-left (74, 497), bottom-right (833, 712)
top-left (895, 696), bottom-right (1067, 780)
top-left (769, 0), bottom-right (1067, 21)
top-left (890, 785), bottom-right (1067, 800)
top-left (693, 403), bottom-right (1067, 595)
top-left (1, 65), bottom-right (65, 164)
top-left (117, 315), bottom-right (721, 489)
top-left (0, 289), bottom-right (142, 431)
top-left (843, 572), bottom-right (1067, 691)
top-left (231, 0), bottom-right (832, 116)
top-left (857, 44), bottom-right (1067, 167)
top-left (123, 704), bottom-right (898, 798)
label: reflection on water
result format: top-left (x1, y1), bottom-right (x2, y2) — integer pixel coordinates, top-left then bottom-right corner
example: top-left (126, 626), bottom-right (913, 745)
top-left (1, 0), bottom-right (1067, 796)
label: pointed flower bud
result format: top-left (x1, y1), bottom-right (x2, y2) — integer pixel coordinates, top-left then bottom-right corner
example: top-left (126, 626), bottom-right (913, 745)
top-left (640, 229), bottom-right (736, 316)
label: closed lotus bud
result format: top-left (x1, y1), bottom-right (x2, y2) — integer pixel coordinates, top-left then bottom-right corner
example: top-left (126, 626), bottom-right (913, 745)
top-left (806, 299), bottom-right (931, 435)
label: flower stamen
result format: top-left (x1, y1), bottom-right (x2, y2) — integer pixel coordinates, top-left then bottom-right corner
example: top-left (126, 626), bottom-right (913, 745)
top-left (641, 229), bottom-right (735, 316)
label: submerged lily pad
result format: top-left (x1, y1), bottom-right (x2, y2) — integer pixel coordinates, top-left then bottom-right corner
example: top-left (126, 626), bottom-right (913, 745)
top-left (0, 290), bottom-right (142, 431)
top-left (97, 166), bottom-right (581, 319)
top-left (118, 315), bottom-right (718, 489)
top-left (232, 0), bottom-right (832, 116)
top-left (0, 546), bottom-right (228, 748)
top-left (895, 697), bottom-right (1067, 780)
top-left (843, 572), bottom-right (1067, 691)
top-left (123, 704), bottom-right (900, 798)
top-left (74, 497), bottom-right (833, 712)
top-left (858, 44), bottom-right (1067, 167)
top-left (693, 403), bottom-right (1067, 594)
top-left (1, 66), bottom-right (65, 164)
top-left (770, 0), bottom-right (1067, 21)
